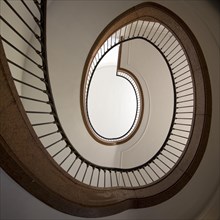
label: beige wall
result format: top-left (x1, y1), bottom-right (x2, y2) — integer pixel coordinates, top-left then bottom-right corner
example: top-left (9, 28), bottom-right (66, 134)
top-left (1, 0), bottom-right (219, 219)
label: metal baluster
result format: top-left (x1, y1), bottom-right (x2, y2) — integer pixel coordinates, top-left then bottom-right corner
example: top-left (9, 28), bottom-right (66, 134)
top-left (39, 130), bottom-right (59, 139)
top-left (45, 138), bottom-right (63, 149)
top-left (1, 37), bottom-right (42, 68)
top-left (74, 161), bottom-right (83, 178)
top-left (52, 145), bottom-right (68, 158)
top-left (3, 0), bottom-right (41, 41)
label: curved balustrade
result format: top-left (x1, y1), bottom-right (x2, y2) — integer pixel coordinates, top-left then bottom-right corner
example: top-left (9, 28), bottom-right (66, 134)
top-left (0, 1), bottom-right (211, 217)
top-left (81, 20), bottom-right (195, 186)
top-left (83, 41), bottom-right (144, 145)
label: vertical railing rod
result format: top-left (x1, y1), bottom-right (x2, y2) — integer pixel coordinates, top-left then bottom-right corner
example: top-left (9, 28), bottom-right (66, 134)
top-left (165, 41), bottom-right (179, 57)
top-left (13, 78), bottom-right (46, 93)
top-left (115, 171), bottom-right (119, 187)
top-left (106, 37), bottom-right (109, 50)
top-left (3, 0), bottom-right (41, 41)
top-left (82, 165), bottom-right (88, 183)
top-left (146, 22), bottom-right (156, 39)
top-left (20, 0), bottom-right (42, 29)
top-left (39, 130), bottom-right (59, 139)
top-left (176, 81), bottom-right (192, 90)
top-left (0, 16), bottom-right (41, 54)
top-left (89, 168), bottom-right (94, 185)
top-left (153, 161), bottom-right (165, 174)
top-left (171, 59), bottom-right (187, 70)
top-left (143, 167), bottom-right (154, 182)
top-left (141, 21), bottom-right (150, 37)
top-left (26, 110), bottom-right (52, 114)
top-left (128, 22), bottom-right (133, 38)
top-left (7, 59), bottom-right (44, 80)
top-left (45, 138), bottom-right (63, 149)
top-left (137, 20), bottom-right (144, 36)
top-left (126, 172), bottom-right (133, 187)
top-left (161, 151), bottom-right (176, 164)
top-left (149, 164), bottom-right (160, 179)
top-left (157, 30), bottom-right (169, 48)
top-left (149, 24), bottom-right (161, 41)
top-left (175, 76), bottom-right (191, 84)
top-left (118, 26), bottom-right (122, 40)
top-left (110, 171), bottom-right (113, 187)
top-left (74, 161), bottom-right (83, 178)
top-left (163, 37), bottom-right (176, 53)
top-left (33, 0), bottom-right (43, 16)
top-left (157, 156), bottom-right (172, 169)
top-left (173, 64), bottom-right (189, 75)
top-left (52, 145), bottom-right (67, 158)
top-left (32, 121), bottom-right (55, 127)
top-left (111, 34), bottom-right (114, 47)
top-left (133, 20), bottom-right (139, 37)
top-left (121, 172), bottom-right (126, 187)
top-left (124, 24), bottom-right (128, 39)
top-left (104, 170), bottom-right (106, 188)
top-left (153, 26), bottom-right (165, 44)
top-left (132, 171), bottom-right (140, 186)
top-left (67, 156), bottom-right (78, 173)
top-left (59, 152), bottom-right (71, 166)
top-left (97, 169), bottom-right (100, 187)
top-left (20, 96), bottom-right (49, 104)
top-left (160, 34), bottom-right (173, 52)
top-left (174, 121), bottom-right (192, 126)
top-left (164, 148), bottom-right (179, 158)
top-left (176, 86), bottom-right (193, 94)
top-left (168, 49), bottom-right (183, 62)
top-left (138, 170), bottom-right (147, 185)
top-left (167, 143), bottom-right (183, 152)
top-left (1, 37), bottom-right (42, 68)
top-left (174, 70), bottom-right (190, 80)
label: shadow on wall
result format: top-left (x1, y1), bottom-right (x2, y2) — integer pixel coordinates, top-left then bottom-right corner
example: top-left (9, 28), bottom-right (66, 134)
top-left (210, 0), bottom-right (220, 12)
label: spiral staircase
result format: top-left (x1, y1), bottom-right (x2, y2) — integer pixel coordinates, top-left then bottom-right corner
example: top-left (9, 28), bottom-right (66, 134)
top-left (0, 1), bottom-right (219, 219)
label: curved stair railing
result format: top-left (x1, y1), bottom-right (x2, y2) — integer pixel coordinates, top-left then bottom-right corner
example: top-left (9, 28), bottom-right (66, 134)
top-left (0, 1), bottom-right (211, 217)
top-left (82, 21), bottom-right (195, 181)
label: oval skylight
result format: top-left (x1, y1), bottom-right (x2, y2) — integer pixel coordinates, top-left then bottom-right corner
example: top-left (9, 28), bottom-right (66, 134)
top-left (85, 42), bottom-right (143, 145)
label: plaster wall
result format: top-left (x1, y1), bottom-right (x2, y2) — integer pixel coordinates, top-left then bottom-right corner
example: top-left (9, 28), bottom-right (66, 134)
top-left (0, 0), bottom-right (219, 219)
